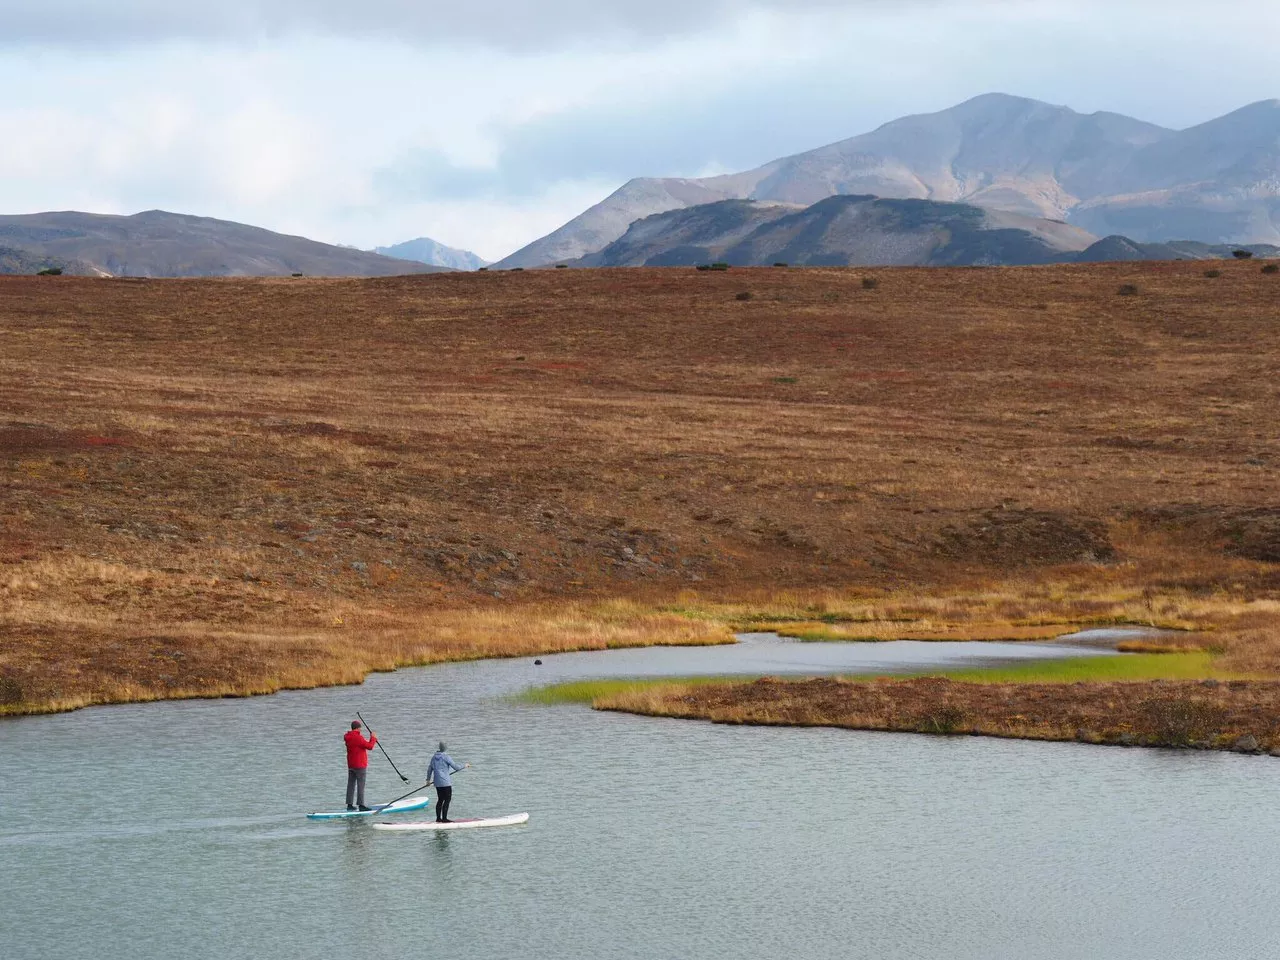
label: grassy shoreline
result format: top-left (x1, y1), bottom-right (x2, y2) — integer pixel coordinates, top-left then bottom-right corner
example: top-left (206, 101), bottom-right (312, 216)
top-left (522, 651), bottom-right (1228, 707)
top-left (520, 651), bottom-right (1280, 755)
top-left (589, 669), bottom-right (1280, 756)
top-left (3, 575), bottom-right (1276, 717)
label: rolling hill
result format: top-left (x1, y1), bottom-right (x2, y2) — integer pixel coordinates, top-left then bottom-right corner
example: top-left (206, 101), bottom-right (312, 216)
top-left (577, 196), bottom-right (1098, 267)
top-left (1075, 236), bottom-right (1280, 262)
top-left (0, 210), bottom-right (447, 278)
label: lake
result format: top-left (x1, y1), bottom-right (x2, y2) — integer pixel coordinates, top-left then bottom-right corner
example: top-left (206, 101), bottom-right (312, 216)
top-left (2, 633), bottom-right (1276, 960)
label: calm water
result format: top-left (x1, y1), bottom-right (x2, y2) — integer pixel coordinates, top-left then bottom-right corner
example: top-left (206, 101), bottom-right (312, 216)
top-left (2, 634), bottom-right (1277, 960)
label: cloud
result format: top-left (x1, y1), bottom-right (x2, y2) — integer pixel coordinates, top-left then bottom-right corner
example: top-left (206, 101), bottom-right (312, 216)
top-left (2, 1), bottom-right (918, 51)
top-left (368, 0), bottom-right (1280, 208)
top-left (1, 0), bottom-right (1277, 263)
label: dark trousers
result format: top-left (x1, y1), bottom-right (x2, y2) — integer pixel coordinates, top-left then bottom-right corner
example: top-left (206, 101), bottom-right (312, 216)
top-left (346, 768), bottom-right (367, 808)
top-left (435, 785), bottom-right (453, 822)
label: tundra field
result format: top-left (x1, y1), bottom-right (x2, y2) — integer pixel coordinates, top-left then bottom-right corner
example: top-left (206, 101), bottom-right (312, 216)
top-left (1, 263), bottom-right (1278, 750)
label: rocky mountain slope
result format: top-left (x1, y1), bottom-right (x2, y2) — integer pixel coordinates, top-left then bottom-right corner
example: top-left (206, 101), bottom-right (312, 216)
top-left (577, 196), bottom-right (1098, 267)
top-left (497, 93), bottom-right (1280, 267)
top-left (374, 237), bottom-right (490, 271)
top-left (0, 211), bottom-right (447, 277)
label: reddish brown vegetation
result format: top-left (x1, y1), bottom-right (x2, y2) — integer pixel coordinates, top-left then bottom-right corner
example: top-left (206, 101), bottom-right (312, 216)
top-left (1, 262), bottom-right (1278, 714)
top-left (602, 675), bottom-right (1280, 753)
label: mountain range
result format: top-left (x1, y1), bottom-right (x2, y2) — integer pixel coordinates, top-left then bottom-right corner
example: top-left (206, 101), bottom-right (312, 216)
top-left (4, 92), bottom-right (1277, 277)
top-left (374, 237), bottom-right (490, 271)
top-left (576, 195), bottom-right (1280, 269)
top-left (496, 93), bottom-right (1280, 268)
top-left (0, 211), bottom-right (446, 278)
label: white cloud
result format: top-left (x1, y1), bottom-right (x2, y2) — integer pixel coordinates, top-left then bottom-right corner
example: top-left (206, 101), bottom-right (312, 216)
top-left (0, 2), bottom-right (1277, 260)
top-left (335, 180), bottom-right (627, 263)
top-left (0, 1), bottom-right (894, 51)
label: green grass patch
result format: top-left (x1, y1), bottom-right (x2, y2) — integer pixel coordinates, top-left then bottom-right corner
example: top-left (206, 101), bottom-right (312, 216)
top-left (516, 675), bottom-right (746, 705)
top-left (778, 628), bottom-right (887, 642)
top-left (518, 653), bottom-right (1225, 707)
top-left (892, 652), bottom-right (1219, 684)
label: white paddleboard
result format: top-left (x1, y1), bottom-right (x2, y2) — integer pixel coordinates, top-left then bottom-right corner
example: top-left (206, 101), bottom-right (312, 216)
top-left (307, 796), bottom-right (434, 820)
top-left (372, 812), bottom-right (530, 831)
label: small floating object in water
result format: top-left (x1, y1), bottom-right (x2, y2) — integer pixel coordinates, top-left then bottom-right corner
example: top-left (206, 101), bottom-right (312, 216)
top-left (373, 813), bottom-right (530, 832)
top-left (306, 796), bottom-right (434, 820)
top-left (534, 659), bottom-right (542, 665)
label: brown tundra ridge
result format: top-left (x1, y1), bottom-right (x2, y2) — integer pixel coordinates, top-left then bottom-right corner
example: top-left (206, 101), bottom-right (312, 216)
top-left (1, 262), bottom-right (1278, 751)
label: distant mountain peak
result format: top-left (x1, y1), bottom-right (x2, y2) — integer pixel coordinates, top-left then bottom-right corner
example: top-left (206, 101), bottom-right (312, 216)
top-left (946, 91), bottom-right (1073, 115)
top-left (495, 93), bottom-right (1280, 268)
top-left (373, 237), bottom-right (489, 271)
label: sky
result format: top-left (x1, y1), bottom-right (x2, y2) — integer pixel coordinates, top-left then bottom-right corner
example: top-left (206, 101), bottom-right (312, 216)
top-left (2, 1), bottom-right (1278, 261)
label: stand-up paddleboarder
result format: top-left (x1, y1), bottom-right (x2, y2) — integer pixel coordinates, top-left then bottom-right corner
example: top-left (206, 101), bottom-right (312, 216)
top-left (426, 742), bottom-right (468, 823)
top-left (344, 720), bottom-right (378, 811)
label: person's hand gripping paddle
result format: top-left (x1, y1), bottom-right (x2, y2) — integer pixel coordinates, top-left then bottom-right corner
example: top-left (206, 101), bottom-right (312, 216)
top-left (357, 711), bottom-right (410, 783)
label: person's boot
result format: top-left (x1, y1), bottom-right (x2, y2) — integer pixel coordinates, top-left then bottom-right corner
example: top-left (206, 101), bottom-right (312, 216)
top-left (358, 805), bottom-right (373, 812)
top-left (347, 805), bottom-right (357, 811)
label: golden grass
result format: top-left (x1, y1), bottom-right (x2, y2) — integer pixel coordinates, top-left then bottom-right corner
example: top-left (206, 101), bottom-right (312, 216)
top-left (0, 600), bottom-right (733, 715)
top-left (2, 263), bottom-right (1279, 716)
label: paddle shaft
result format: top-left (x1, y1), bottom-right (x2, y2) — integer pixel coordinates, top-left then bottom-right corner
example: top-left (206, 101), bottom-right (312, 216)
top-left (357, 711), bottom-right (409, 782)
top-left (382, 764), bottom-right (469, 811)
top-left (379, 780), bottom-right (435, 809)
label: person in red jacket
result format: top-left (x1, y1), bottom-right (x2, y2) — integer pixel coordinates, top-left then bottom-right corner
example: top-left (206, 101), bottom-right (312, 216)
top-left (343, 720), bottom-right (377, 811)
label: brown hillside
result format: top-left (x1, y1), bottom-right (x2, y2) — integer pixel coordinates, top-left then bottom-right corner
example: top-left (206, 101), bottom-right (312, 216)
top-left (1, 263), bottom-right (1278, 712)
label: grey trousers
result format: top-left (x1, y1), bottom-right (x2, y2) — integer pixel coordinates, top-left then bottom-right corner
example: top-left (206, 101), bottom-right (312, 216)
top-left (346, 768), bottom-right (367, 808)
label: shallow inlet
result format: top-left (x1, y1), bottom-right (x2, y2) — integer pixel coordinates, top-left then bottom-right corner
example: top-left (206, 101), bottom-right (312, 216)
top-left (3, 630), bottom-right (1277, 960)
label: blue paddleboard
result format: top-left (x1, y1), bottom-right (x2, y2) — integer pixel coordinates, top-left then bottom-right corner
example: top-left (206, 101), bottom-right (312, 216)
top-left (307, 796), bottom-right (434, 820)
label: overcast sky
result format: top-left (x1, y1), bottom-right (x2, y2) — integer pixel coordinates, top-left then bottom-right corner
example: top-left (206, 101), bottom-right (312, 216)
top-left (2, 1), bottom-right (1278, 260)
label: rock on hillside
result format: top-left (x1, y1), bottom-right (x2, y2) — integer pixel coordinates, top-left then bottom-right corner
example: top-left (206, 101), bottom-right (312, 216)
top-left (578, 195), bottom-right (1097, 268)
top-left (497, 93), bottom-right (1280, 267)
top-left (374, 237), bottom-right (490, 271)
top-left (0, 210), bottom-right (450, 278)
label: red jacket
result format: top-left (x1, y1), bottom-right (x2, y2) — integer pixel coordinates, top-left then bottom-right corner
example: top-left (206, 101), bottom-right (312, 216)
top-left (344, 729), bottom-right (377, 769)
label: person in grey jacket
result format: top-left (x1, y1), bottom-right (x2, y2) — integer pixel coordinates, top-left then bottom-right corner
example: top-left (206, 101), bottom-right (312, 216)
top-left (426, 742), bottom-right (468, 823)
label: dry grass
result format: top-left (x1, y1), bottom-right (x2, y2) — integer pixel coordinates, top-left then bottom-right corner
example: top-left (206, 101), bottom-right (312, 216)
top-left (0, 600), bottom-right (732, 715)
top-left (596, 673), bottom-right (1280, 754)
top-left (2, 262), bottom-right (1279, 715)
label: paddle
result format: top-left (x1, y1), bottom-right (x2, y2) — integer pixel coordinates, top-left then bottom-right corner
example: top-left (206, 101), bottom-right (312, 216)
top-left (357, 711), bottom-right (410, 783)
top-left (375, 779), bottom-right (435, 811)
top-left (370, 766), bottom-right (470, 814)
